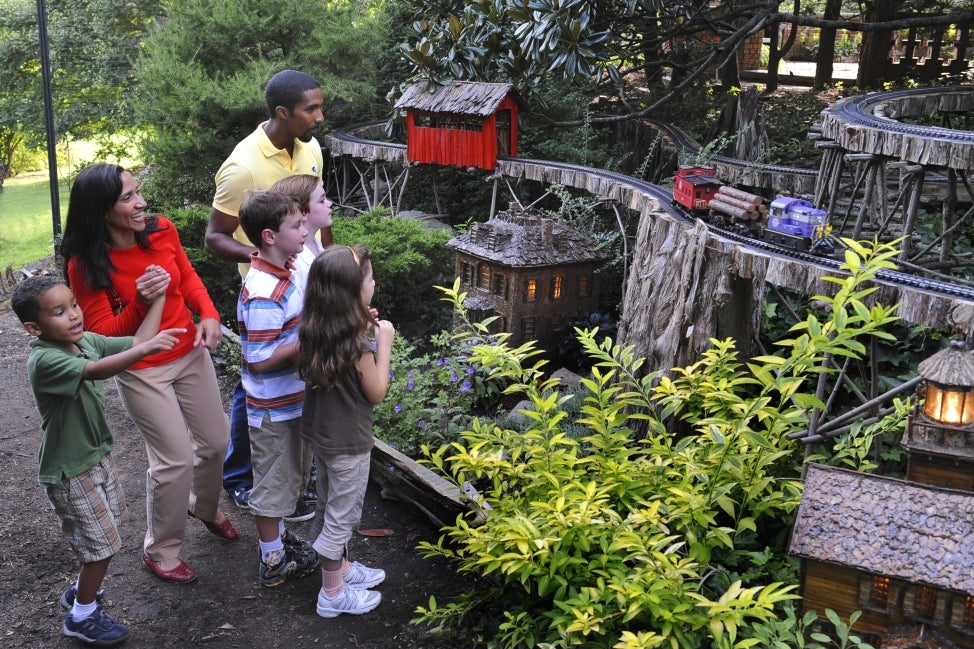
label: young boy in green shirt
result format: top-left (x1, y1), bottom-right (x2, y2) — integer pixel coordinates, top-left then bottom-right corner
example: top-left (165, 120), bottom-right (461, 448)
top-left (12, 274), bottom-right (182, 646)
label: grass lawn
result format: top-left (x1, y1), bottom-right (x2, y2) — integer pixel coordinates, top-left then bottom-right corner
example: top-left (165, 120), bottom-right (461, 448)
top-left (0, 139), bottom-right (142, 271)
top-left (0, 174), bottom-right (68, 271)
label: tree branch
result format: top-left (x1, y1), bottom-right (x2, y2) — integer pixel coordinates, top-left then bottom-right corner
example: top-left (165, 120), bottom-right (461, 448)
top-left (779, 10), bottom-right (974, 31)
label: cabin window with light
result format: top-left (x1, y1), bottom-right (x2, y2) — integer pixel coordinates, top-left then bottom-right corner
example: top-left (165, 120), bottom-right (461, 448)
top-left (552, 276), bottom-right (564, 299)
top-left (477, 264), bottom-right (490, 290)
top-left (964, 594), bottom-right (974, 625)
top-left (525, 278), bottom-right (537, 301)
top-left (868, 575), bottom-right (890, 609)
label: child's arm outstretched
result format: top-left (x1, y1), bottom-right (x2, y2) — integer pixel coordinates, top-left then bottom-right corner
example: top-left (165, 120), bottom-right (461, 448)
top-left (133, 270), bottom-right (167, 346)
top-left (82, 291), bottom-right (185, 381)
top-left (357, 319), bottom-right (395, 404)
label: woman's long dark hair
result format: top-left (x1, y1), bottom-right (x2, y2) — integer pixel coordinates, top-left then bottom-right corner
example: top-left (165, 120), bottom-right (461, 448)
top-left (60, 163), bottom-right (159, 290)
top-left (299, 244), bottom-right (373, 390)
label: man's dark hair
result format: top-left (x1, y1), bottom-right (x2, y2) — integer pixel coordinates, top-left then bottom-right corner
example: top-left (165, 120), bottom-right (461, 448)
top-left (265, 70), bottom-right (320, 117)
top-left (12, 275), bottom-right (67, 324)
top-left (239, 190), bottom-right (299, 250)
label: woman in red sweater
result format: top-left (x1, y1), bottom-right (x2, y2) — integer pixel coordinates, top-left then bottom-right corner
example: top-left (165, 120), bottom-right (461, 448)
top-left (61, 164), bottom-right (237, 584)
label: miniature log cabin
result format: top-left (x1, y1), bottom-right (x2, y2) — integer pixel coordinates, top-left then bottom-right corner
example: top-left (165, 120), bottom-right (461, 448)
top-left (790, 338), bottom-right (974, 648)
top-left (789, 464), bottom-right (974, 648)
top-left (394, 81), bottom-right (524, 170)
top-left (447, 208), bottom-right (608, 352)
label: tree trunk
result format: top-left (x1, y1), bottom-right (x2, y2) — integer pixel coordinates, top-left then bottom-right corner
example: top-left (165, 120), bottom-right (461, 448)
top-left (767, 0), bottom-right (800, 93)
top-left (814, 0), bottom-right (842, 88)
top-left (617, 211), bottom-right (764, 377)
top-left (718, 52), bottom-right (743, 135)
top-left (857, 0), bottom-right (903, 88)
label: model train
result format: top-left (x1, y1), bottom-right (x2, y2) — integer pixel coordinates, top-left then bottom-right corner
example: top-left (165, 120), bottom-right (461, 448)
top-left (672, 165), bottom-right (835, 254)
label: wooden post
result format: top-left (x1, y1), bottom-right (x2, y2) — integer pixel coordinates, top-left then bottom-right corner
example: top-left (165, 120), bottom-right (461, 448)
top-left (899, 166), bottom-right (925, 262)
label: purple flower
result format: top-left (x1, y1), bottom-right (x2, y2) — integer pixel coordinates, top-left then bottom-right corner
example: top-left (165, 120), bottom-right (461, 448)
top-left (408, 370), bottom-right (414, 378)
top-left (436, 357), bottom-right (447, 367)
top-left (388, 370), bottom-right (394, 379)
top-left (451, 372), bottom-right (459, 382)
top-left (467, 366), bottom-right (475, 375)
top-left (407, 379), bottom-right (415, 391)
top-left (371, 340), bottom-right (378, 351)
top-left (394, 403), bottom-right (402, 413)
top-left (418, 419), bottom-right (425, 429)
top-left (460, 380), bottom-right (472, 393)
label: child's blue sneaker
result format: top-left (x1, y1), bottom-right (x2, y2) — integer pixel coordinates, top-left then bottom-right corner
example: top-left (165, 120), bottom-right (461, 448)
top-left (59, 584), bottom-right (105, 610)
top-left (62, 606), bottom-right (130, 646)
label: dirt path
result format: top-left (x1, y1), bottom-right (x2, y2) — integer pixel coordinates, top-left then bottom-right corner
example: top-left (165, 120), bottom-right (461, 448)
top-left (0, 284), bottom-right (473, 648)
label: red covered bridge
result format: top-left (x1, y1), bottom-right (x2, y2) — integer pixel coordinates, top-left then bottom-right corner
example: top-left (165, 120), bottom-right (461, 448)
top-left (394, 81), bottom-right (524, 171)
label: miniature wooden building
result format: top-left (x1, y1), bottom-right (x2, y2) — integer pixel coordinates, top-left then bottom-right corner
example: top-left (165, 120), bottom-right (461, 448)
top-left (789, 463), bottom-right (974, 648)
top-left (394, 81), bottom-right (524, 170)
top-left (447, 208), bottom-right (608, 352)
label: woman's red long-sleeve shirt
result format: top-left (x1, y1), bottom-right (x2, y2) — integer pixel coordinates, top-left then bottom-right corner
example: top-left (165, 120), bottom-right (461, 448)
top-left (67, 217), bottom-right (221, 370)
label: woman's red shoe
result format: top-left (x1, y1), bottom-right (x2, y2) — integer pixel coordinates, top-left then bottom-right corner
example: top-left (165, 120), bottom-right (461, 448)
top-left (189, 510), bottom-right (238, 541)
top-left (142, 554), bottom-right (198, 583)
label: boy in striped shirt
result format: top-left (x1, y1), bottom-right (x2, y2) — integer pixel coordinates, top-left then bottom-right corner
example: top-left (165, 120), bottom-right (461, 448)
top-left (237, 189), bottom-right (319, 586)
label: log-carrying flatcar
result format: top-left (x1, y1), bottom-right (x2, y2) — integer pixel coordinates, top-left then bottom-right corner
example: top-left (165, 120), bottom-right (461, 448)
top-left (671, 165), bottom-right (835, 254)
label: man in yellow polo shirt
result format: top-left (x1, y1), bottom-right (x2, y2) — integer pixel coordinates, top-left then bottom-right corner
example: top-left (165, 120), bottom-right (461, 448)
top-left (205, 69), bottom-right (326, 521)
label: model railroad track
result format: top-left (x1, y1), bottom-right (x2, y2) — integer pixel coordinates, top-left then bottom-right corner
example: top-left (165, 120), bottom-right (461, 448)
top-left (642, 119), bottom-right (820, 179)
top-left (828, 85), bottom-right (974, 143)
top-left (328, 98), bottom-right (974, 302)
top-left (512, 156), bottom-right (974, 302)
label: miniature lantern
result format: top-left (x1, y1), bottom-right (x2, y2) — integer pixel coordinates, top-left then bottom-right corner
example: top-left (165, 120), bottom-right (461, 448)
top-left (916, 337), bottom-right (974, 426)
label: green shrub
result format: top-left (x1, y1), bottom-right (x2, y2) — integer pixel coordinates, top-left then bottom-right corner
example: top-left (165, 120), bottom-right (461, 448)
top-left (414, 238), bottom-right (902, 648)
top-left (333, 208), bottom-right (455, 342)
top-left (374, 320), bottom-right (506, 458)
top-left (162, 205), bottom-right (458, 337)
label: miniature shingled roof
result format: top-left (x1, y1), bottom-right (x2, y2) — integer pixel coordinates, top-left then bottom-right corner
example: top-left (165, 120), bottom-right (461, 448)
top-left (394, 80), bottom-right (524, 116)
top-left (788, 463), bottom-right (974, 593)
top-left (447, 208), bottom-right (610, 267)
top-left (917, 338), bottom-right (974, 387)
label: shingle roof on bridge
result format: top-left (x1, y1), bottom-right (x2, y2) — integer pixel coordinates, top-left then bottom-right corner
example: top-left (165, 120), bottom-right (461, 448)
top-left (395, 81), bottom-right (523, 117)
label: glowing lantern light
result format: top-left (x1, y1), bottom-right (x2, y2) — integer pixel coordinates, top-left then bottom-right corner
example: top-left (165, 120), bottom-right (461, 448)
top-left (917, 337), bottom-right (974, 426)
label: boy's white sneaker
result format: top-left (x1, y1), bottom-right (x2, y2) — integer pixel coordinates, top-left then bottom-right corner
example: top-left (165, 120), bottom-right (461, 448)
top-left (343, 561), bottom-right (386, 589)
top-left (316, 587), bottom-right (381, 618)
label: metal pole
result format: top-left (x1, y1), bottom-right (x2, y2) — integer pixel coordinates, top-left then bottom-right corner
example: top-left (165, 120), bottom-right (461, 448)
top-left (35, 0), bottom-right (61, 245)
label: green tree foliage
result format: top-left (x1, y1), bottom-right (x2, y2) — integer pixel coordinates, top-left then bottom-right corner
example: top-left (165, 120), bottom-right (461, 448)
top-left (0, 0), bottom-right (157, 176)
top-left (414, 239), bottom-right (901, 648)
top-left (131, 0), bottom-right (398, 207)
top-left (0, 0), bottom-right (37, 178)
top-left (396, 0), bottom-right (974, 118)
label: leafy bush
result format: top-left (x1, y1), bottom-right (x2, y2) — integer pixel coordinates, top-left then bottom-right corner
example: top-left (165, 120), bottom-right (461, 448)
top-left (333, 208), bottom-right (456, 342)
top-left (161, 204), bottom-right (457, 337)
top-left (374, 313), bottom-right (506, 458)
top-left (414, 239), bottom-right (902, 648)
